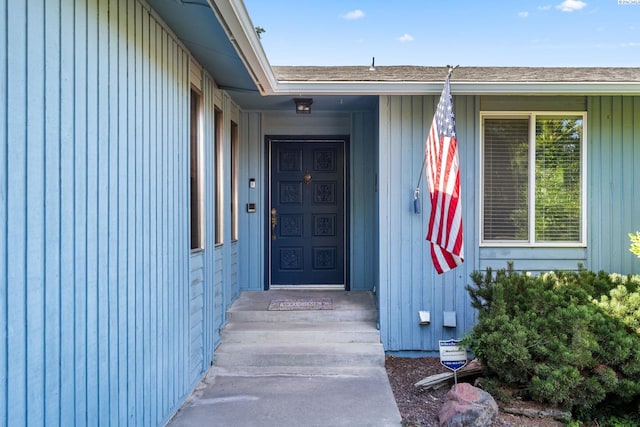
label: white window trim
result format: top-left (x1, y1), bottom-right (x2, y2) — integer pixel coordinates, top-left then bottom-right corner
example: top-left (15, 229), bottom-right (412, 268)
top-left (479, 111), bottom-right (587, 247)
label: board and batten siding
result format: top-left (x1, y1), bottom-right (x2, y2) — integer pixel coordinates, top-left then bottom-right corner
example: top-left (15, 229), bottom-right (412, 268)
top-left (237, 112), bottom-right (265, 291)
top-left (201, 72), bottom-right (221, 363)
top-left (0, 0), bottom-right (221, 425)
top-left (378, 94), bottom-right (640, 353)
top-left (209, 90), bottom-right (241, 332)
top-left (224, 96), bottom-right (241, 309)
top-left (378, 95), bottom-right (478, 353)
top-left (349, 111), bottom-right (379, 291)
top-left (188, 56), bottom-right (205, 396)
top-left (587, 96), bottom-right (640, 275)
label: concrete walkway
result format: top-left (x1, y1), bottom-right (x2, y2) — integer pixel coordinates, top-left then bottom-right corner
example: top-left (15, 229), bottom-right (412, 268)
top-left (166, 290), bottom-right (402, 426)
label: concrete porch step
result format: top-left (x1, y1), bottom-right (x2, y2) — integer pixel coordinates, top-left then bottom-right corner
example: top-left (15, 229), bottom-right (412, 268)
top-left (171, 290), bottom-right (403, 426)
top-left (226, 305), bottom-right (377, 323)
top-left (225, 290), bottom-right (378, 323)
top-left (214, 342), bottom-right (386, 368)
top-left (221, 320), bottom-right (381, 344)
top-left (214, 290), bottom-right (384, 372)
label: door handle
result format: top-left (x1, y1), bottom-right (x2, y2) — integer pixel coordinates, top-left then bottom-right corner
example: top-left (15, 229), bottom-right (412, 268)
top-left (271, 208), bottom-right (277, 240)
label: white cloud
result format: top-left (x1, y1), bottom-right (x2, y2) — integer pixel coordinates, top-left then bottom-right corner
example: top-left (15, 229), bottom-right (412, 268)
top-left (518, 11), bottom-right (529, 17)
top-left (341, 9), bottom-right (365, 20)
top-left (531, 35), bottom-right (554, 43)
top-left (556, 0), bottom-right (587, 12)
top-left (397, 34), bottom-right (414, 43)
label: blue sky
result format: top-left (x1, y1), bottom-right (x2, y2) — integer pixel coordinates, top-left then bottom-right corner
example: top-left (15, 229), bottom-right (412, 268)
top-left (243, 0), bottom-right (640, 67)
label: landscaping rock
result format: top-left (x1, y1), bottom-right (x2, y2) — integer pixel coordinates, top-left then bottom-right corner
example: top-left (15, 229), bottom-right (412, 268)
top-left (438, 382), bottom-right (498, 427)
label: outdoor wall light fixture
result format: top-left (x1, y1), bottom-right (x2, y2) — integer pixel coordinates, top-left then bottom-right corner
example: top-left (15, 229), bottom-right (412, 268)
top-left (294, 98), bottom-right (313, 114)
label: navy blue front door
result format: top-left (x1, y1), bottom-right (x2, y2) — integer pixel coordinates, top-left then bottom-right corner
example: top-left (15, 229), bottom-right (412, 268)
top-left (269, 138), bottom-right (346, 286)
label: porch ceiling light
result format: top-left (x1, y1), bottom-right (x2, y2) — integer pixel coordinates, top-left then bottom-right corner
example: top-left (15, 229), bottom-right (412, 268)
top-left (294, 98), bottom-right (313, 114)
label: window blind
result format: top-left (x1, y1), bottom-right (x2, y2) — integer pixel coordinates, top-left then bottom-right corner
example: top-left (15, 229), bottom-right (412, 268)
top-left (483, 118), bottom-right (530, 241)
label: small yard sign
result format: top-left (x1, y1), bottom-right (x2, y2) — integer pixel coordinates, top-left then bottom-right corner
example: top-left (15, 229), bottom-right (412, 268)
top-left (439, 339), bottom-right (467, 384)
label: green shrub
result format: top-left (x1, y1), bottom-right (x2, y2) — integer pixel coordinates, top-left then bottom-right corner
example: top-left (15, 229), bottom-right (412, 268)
top-left (463, 263), bottom-right (640, 421)
top-left (594, 284), bottom-right (640, 334)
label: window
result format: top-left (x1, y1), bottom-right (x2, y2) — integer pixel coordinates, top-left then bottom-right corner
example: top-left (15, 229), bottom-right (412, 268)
top-left (190, 88), bottom-right (203, 250)
top-left (214, 107), bottom-right (224, 245)
top-left (230, 120), bottom-right (239, 242)
top-left (481, 113), bottom-right (585, 245)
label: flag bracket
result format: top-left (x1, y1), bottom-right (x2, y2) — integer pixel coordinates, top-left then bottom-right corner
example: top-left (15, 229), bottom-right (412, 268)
top-left (413, 187), bottom-right (421, 214)
top-left (413, 154), bottom-right (427, 214)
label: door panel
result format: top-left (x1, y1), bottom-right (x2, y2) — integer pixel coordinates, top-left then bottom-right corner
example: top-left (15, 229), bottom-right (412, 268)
top-left (270, 139), bottom-right (345, 286)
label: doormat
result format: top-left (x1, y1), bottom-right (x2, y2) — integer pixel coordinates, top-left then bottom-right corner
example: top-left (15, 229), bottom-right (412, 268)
top-left (268, 297), bottom-right (333, 311)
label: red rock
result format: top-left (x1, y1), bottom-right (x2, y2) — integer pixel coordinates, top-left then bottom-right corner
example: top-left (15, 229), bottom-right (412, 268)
top-left (438, 382), bottom-right (498, 427)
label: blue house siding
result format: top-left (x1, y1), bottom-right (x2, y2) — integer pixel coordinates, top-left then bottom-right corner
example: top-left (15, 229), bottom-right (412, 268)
top-left (237, 112), bottom-right (265, 291)
top-left (479, 247), bottom-right (588, 273)
top-left (201, 72), bottom-right (219, 363)
top-left (0, 0), bottom-right (241, 424)
top-left (223, 99), bottom-right (241, 309)
top-left (378, 93), bottom-right (640, 353)
top-left (208, 89), bottom-right (241, 346)
top-left (587, 96), bottom-right (640, 275)
top-left (378, 95), bottom-right (478, 353)
top-left (349, 111), bottom-right (379, 291)
top-left (189, 253), bottom-right (204, 385)
top-left (0, 0), bottom-right (6, 421)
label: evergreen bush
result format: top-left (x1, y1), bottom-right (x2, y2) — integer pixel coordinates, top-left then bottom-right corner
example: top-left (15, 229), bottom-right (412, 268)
top-left (463, 263), bottom-right (640, 421)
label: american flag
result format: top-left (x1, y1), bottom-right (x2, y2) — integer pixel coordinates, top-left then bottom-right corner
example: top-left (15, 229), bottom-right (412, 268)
top-left (425, 74), bottom-right (464, 274)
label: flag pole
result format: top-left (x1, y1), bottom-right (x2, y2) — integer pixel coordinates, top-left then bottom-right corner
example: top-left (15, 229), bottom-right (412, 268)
top-left (414, 65), bottom-right (459, 214)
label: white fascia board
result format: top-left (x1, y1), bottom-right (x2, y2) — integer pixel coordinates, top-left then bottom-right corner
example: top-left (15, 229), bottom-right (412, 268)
top-left (209, 0), bottom-right (278, 94)
top-left (273, 81), bottom-right (640, 96)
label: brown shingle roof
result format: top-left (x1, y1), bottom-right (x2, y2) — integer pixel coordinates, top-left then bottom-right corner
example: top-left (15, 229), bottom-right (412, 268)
top-left (273, 66), bottom-right (640, 83)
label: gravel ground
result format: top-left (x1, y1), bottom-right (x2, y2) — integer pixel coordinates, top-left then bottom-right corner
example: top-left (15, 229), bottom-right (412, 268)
top-left (385, 356), bottom-right (566, 427)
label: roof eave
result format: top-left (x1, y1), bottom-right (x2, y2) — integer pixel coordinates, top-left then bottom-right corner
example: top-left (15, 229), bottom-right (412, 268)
top-left (272, 81), bottom-right (640, 96)
top-left (209, 0), bottom-right (278, 95)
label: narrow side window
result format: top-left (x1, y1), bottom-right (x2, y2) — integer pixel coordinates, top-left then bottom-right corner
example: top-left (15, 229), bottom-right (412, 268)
top-left (190, 88), bottom-right (203, 250)
top-left (230, 120), bottom-right (239, 242)
top-left (214, 107), bottom-right (224, 245)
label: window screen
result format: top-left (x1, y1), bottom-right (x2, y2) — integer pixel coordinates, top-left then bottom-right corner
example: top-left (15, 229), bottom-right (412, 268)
top-left (534, 116), bottom-right (582, 242)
